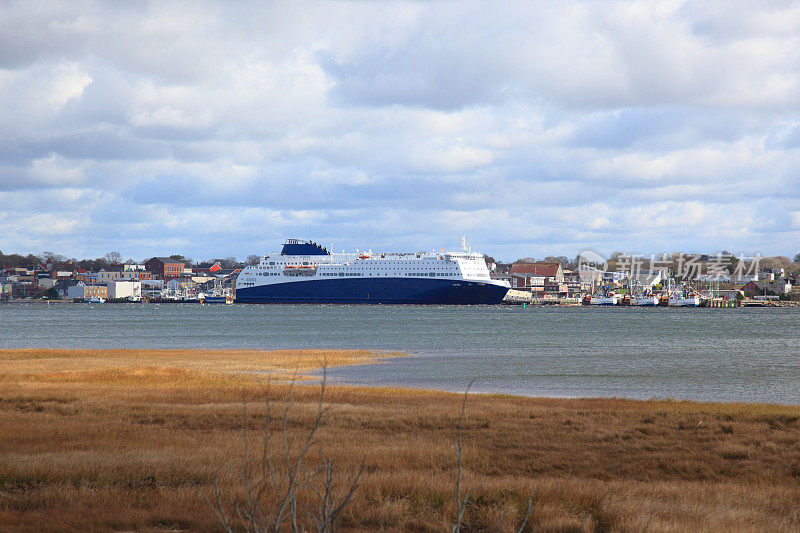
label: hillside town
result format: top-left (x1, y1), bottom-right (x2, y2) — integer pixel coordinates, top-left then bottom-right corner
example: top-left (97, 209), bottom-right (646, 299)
top-left (1, 249), bottom-right (799, 306)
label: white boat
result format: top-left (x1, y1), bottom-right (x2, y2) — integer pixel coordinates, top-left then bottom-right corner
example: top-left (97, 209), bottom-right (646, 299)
top-left (669, 293), bottom-right (700, 307)
top-left (635, 295), bottom-right (659, 306)
top-left (88, 296), bottom-right (105, 304)
top-left (590, 294), bottom-right (619, 306)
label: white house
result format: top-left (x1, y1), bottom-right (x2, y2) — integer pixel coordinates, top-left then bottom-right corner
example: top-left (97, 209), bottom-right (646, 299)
top-left (772, 278), bottom-right (793, 294)
top-left (107, 280), bottom-right (142, 300)
top-left (631, 271), bottom-right (663, 288)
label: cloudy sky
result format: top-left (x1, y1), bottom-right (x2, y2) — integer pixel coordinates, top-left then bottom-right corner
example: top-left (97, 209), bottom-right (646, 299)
top-left (1, 1), bottom-right (799, 262)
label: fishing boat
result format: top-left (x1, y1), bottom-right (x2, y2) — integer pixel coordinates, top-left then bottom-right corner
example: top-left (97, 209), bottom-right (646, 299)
top-left (669, 291), bottom-right (701, 307)
top-left (199, 293), bottom-right (233, 304)
top-left (590, 293), bottom-right (619, 306)
top-left (634, 294), bottom-right (660, 306)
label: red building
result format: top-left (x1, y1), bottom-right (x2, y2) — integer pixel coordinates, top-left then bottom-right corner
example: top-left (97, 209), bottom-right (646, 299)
top-left (193, 262), bottom-right (222, 275)
top-left (741, 281), bottom-right (778, 298)
top-left (508, 262), bottom-right (564, 289)
top-left (74, 269), bottom-right (90, 283)
top-left (144, 257), bottom-right (185, 278)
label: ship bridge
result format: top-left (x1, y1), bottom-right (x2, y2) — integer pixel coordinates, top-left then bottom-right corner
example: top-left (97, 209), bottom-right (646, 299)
top-left (280, 239), bottom-right (330, 256)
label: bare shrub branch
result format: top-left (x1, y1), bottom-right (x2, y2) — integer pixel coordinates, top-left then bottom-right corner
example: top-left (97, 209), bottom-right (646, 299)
top-left (201, 362), bottom-right (360, 532)
top-left (452, 378), bottom-right (475, 533)
top-left (516, 492), bottom-right (534, 533)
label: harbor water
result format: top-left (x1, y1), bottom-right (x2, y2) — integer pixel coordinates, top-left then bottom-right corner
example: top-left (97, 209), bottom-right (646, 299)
top-left (1, 303), bottom-right (798, 404)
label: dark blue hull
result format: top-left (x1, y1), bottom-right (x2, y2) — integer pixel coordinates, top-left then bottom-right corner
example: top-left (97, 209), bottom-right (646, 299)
top-left (202, 296), bottom-right (230, 304)
top-left (236, 278), bottom-right (508, 304)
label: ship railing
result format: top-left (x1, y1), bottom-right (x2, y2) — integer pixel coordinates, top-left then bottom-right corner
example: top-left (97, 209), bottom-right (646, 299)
top-left (329, 252), bottom-right (438, 260)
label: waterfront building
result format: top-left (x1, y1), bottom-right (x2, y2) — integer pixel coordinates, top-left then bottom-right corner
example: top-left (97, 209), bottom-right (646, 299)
top-left (107, 280), bottom-right (142, 300)
top-left (193, 262), bottom-right (222, 275)
top-left (631, 271), bottom-right (663, 288)
top-left (508, 262), bottom-right (565, 289)
top-left (66, 283), bottom-right (108, 301)
top-left (144, 257), bottom-right (186, 278)
top-left (97, 269), bottom-right (123, 283)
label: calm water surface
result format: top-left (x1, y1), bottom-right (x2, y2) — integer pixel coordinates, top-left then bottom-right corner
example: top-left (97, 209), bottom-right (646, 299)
top-left (1, 303), bottom-right (798, 404)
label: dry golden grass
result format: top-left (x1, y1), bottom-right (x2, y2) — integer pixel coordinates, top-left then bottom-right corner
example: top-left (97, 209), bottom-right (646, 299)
top-left (1, 349), bottom-right (799, 532)
top-left (0, 348), bottom-right (395, 376)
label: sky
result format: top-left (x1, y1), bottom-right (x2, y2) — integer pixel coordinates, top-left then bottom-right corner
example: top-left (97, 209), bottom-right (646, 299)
top-left (1, 0), bottom-right (799, 263)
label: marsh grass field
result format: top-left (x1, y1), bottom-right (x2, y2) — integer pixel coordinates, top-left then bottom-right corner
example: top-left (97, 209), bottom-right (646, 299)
top-left (1, 349), bottom-right (800, 531)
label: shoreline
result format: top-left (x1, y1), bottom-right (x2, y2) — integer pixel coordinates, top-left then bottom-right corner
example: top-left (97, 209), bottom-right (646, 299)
top-left (0, 348), bottom-right (403, 380)
top-left (3, 298), bottom-right (799, 308)
top-left (3, 348), bottom-right (799, 407)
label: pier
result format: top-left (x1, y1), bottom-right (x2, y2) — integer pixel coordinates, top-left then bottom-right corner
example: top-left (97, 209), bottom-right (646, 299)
top-left (706, 298), bottom-right (738, 308)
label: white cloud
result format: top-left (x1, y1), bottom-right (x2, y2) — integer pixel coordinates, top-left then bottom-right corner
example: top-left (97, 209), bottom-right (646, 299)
top-left (0, 1), bottom-right (797, 260)
top-left (29, 154), bottom-right (87, 186)
top-left (46, 62), bottom-right (92, 108)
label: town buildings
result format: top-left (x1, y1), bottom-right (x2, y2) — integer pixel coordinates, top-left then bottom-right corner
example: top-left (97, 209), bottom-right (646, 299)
top-left (0, 256), bottom-right (236, 302)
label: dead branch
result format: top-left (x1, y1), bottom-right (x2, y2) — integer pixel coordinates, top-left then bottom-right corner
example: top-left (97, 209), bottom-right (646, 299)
top-left (452, 378), bottom-right (475, 533)
top-left (202, 361), bottom-right (358, 533)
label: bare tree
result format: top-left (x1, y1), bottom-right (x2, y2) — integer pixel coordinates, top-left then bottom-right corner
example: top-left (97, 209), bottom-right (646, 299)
top-left (104, 251), bottom-right (122, 264)
top-left (220, 256), bottom-right (239, 269)
top-left (202, 367), bottom-right (363, 532)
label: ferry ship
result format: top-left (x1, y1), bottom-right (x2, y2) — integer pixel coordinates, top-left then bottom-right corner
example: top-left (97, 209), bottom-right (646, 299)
top-left (235, 239), bottom-right (510, 304)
